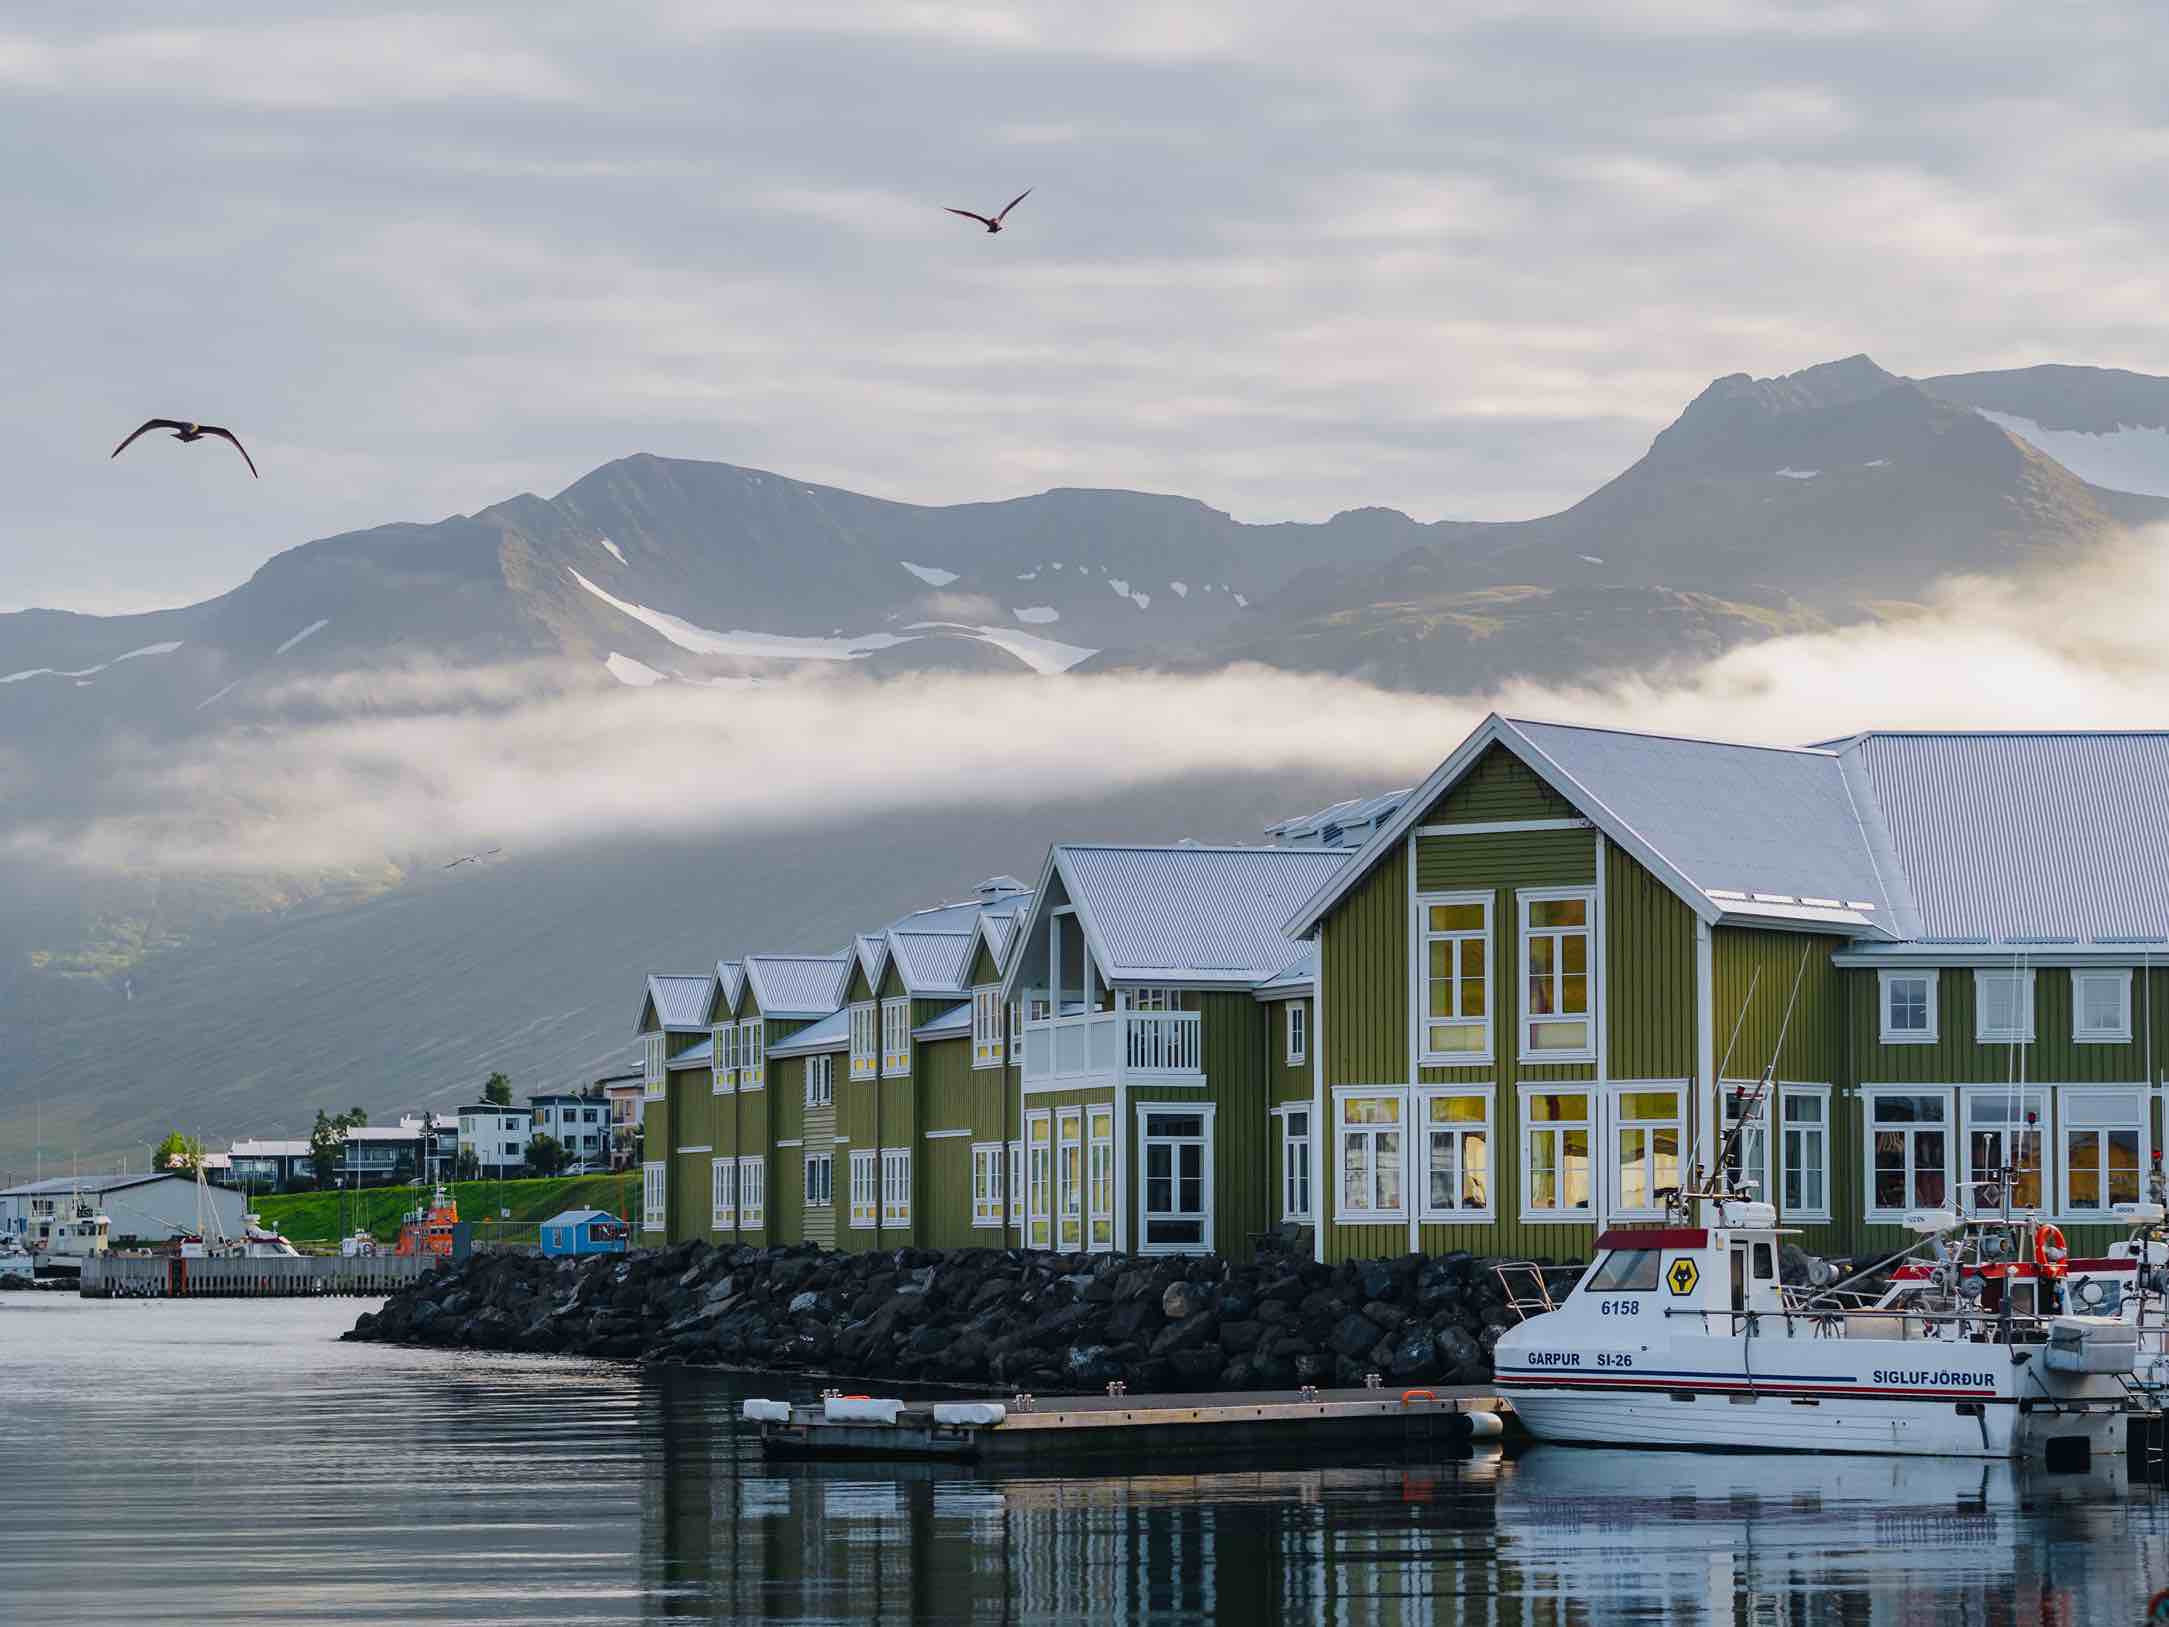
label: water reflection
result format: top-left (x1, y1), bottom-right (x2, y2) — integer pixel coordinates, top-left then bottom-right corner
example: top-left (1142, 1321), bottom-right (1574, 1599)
top-left (6, 1298), bottom-right (2169, 1625)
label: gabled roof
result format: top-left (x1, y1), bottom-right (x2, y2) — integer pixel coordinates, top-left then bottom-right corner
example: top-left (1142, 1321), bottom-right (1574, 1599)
top-left (1285, 715), bottom-right (1896, 941)
top-left (544, 1208), bottom-right (620, 1226)
top-left (1828, 730), bottom-right (2169, 946)
top-left (1004, 844), bottom-right (1352, 994)
top-left (886, 929), bottom-right (974, 995)
top-left (637, 974), bottom-right (713, 1035)
top-left (709, 960), bottom-right (745, 1020)
top-left (912, 1000), bottom-right (974, 1039)
top-left (742, 955), bottom-right (851, 1020)
top-left (1264, 788), bottom-right (1414, 847)
top-left (1252, 942), bottom-right (1316, 999)
top-left (2, 1171), bottom-right (194, 1196)
top-left (853, 934), bottom-right (890, 996)
top-left (768, 1003), bottom-right (852, 1058)
top-left (962, 909), bottom-right (1016, 985)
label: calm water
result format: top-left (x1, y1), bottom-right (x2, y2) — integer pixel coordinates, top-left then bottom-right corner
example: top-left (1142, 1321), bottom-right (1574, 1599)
top-left (6, 1295), bottom-right (2169, 1624)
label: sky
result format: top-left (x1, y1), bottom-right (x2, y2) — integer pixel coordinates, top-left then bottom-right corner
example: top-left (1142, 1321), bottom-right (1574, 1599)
top-left (4, 2), bottom-right (2167, 613)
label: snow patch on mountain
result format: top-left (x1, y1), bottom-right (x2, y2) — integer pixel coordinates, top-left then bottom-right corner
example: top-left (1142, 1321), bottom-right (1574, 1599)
top-left (1974, 410), bottom-right (2169, 497)
top-left (1773, 468), bottom-right (1820, 480)
top-left (900, 561), bottom-right (960, 587)
top-left (1578, 555), bottom-right (1605, 565)
top-left (1012, 606), bottom-right (1061, 624)
top-left (1170, 581), bottom-right (1189, 598)
top-left (1863, 459), bottom-right (1890, 468)
top-left (1017, 570), bottom-right (1039, 581)
top-left (604, 652), bottom-right (668, 687)
top-left (1233, 593), bottom-right (1249, 608)
top-left (276, 619), bottom-right (330, 656)
top-left (907, 623), bottom-right (1098, 675)
top-left (597, 537), bottom-right (627, 565)
top-left (3, 640), bottom-right (184, 685)
top-left (570, 567), bottom-right (909, 660)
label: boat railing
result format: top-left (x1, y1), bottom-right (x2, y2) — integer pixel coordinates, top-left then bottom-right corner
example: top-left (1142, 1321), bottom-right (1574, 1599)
top-left (1666, 1301), bottom-right (2067, 1344)
top-left (1492, 1261), bottom-right (1585, 1322)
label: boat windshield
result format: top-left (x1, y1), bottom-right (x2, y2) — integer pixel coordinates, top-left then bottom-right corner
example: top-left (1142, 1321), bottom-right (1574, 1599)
top-left (1584, 1249), bottom-right (1662, 1292)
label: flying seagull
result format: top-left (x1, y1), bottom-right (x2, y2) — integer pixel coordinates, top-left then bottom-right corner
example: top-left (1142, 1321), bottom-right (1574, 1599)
top-left (110, 419), bottom-right (259, 479)
top-left (442, 848), bottom-right (504, 870)
top-left (944, 189), bottom-right (1031, 234)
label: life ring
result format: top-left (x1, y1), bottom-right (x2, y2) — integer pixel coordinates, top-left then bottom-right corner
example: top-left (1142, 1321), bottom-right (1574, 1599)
top-left (2035, 1223), bottom-right (2069, 1279)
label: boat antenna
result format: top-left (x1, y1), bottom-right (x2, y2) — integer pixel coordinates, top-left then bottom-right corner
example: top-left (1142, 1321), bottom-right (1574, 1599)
top-left (1710, 946), bottom-right (1809, 1201)
top-left (1675, 966), bottom-right (1761, 1216)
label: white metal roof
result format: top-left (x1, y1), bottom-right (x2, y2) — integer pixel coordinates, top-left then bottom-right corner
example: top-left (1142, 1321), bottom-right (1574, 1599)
top-left (912, 1000), bottom-right (973, 1039)
top-left (2, 1171), bottom-right (193, 1196)
top-left (639, 973), bottom-right (714, 1034)
top-left (743, 955), bottom-right (850, 1019)
top-left (666, 1036), bottom-right (713, 1069)
top-left (767, 1004), bottom-right (852, 1057)
top-left (713, 960), bottom-right (745, 1016)
top-left (886, 929), bottom-right (973, 995)
top-left (228, 1140), bottom-right (310, 1159)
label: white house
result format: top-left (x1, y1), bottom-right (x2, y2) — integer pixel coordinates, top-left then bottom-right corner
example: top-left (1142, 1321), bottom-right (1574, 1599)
top-left (457, 1105), bottom-right (531, 1176)
top-left (529, 1093), bottom-right (610, 1167)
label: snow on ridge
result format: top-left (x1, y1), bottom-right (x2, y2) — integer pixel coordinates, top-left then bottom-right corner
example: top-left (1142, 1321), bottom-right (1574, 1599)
top-left (1170, 581), bottom-right (1189, 598)
top-left (1233, 592), bottom-right (1249, 608)
top-left (1017, 570), bottom-right (1039, 581)
top-left (906, 622), bottom-right (1098, 675)
top-left (1108, 577), bottom-right (1130, 597)
top-left (1773, 468), bottom-right (1820, 480)
top-left (604, 652), bottom-right (668, 687)
top-left (276, 619), bottom-right (330, 656)
top-left (1863, 459), bottom-right (1890, 468)
top-left (2, 640), bottom-right (184, 685)
top-left (597, 537), bottom-right (627, 565)
top-left (1131, 591), bottom-right (1151, 610)
top-left (900, 560), bottom-right (960, 588)
top-left (1578, 554), bottom-right (1605, 565)
top-left (1974, 408), bottom-right (2169, 497)
top-left (569, 567), bottom-right (909, 660)
top-left (1011, 605), bottom-right (1061, 624)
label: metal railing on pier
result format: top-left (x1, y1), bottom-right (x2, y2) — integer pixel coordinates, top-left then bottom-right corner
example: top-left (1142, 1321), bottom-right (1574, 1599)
top-left (80, 1253), bottom-right (445, 1299)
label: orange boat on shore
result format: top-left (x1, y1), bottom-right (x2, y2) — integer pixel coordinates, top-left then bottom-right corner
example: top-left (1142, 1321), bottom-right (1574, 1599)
top-left (393, 1185), bottom-right (460, 1257)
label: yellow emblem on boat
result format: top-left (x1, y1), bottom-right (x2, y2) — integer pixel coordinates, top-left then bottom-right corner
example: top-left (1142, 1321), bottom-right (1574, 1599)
top-left (1666, 1257), bottom-right (1700, 1296)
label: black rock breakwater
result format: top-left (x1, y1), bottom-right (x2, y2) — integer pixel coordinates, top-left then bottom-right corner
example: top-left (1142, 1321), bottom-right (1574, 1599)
top-left (346, 1239), bottom-right (1566, 1393)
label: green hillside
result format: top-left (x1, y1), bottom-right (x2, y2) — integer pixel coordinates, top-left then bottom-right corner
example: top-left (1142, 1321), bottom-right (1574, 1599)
top-left (253, 1173), bottom-right (642, 1247)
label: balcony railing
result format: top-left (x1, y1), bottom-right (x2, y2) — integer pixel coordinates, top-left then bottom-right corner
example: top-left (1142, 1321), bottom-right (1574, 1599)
top-left (1021, 1010), bottom-right (1202, 1083)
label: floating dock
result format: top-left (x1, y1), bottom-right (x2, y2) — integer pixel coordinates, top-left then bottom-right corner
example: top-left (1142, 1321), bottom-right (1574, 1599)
top-left (756, 1384), bottom-right (1511, 1463)
top-left (80, 1253), bottom-right (444, 1299)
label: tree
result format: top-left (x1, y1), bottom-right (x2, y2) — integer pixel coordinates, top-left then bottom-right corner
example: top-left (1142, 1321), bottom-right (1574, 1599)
top-left (154, 1131), bottom-right (205, 1176)
top-left (483, 1072), bottom-right (513, 1107)
top-left (525, 1134), bottom-right (567, 1177)
top-left (309, 1106), bottom-right (369, 1186)
top-left (455, 1147), bottom-right (481, 1181)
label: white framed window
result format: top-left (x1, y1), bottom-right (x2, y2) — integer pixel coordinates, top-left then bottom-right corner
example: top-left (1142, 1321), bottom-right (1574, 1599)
top-left (881, 1147), bottom-right (911, 1226)
top-left (1418, 1088), bottom-right (1493, 1220)
top-left (972, 986), bottom-right (1005, 1068)
top-left (642, 1161), bottom-right (666, 1232)
top-left (1973, 969), bottom-right (2035, 1044)
top-left (1878, 970), bottom-right (1938, 1044)
top-left (1418, 892), bottom-right (1493, 1063)
top-left (1026, 1113), bottom-right (1052, 1248)
top-left (1335, 1089), bottom-right (1407, 1221)
top-left (1779, 1086), bottom-right (1831, 1220)
top-left (849, 1002), bottom-right (878, 1081)
top-left (2062, 1088), bottom-right (2148, 1218)
top-left (804, 1053), bottom-right (834, 1108)
top-left (711, 1157), bottom-right (734, 1229)
top-left (713, 1027), bottom-right (734, 1095)
top-left (1864, 1088), bottom-right (1953, 1217)
top-left (739, 1019), bottom-right (764, 1089)
top-left (881, 998), bottom-right (911, 1077)
top-left (971, 1144), bottom-right (1005, 1227)
top-left (1720, 1083), bottom-right (1769, 1202)
top-left (847, 1149), bottom-right (877, 1229)
top-left (1960, 1087), bottom-right (2046, 1214)
top-left (1519, 889), bottom-right (1594, 1060)
top-left (805, 1153), bottom-right (833, 1209)
top-left (1055, 1108), bottom-right (1083, 1250)
top-left (1281, 1108), bottom-right (1312, 1221)
top-left (1138, 1104), bottom-right (1214, 1253)
top-left (644, 1035), bottom-right (665, 1100)
top-left (1130, 987), bottom-right (1176, 1011)
top-left (1608, 1084), bottom-right (1683, 1218)
top-left (1519, 1087), bottom-right (1593, 1221)
top-left (1285, 1002), bottom-right (1308, 1066)
top-left (1088, 1105), bottom-right (1115, 1252)
top-left (1009, 1002), bottom-right (1026, 1070)
top-left (2074, 970), bottom-right (2134, 1044)
top-left (738, 1156), bottom-right (765, 1228)
top-left (1007, 1139), bottom-right (1025, 1228)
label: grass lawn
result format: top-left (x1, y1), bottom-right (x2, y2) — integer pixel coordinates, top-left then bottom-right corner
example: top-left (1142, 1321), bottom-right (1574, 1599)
top-left (252, 1173), bottom-right (643, 1246)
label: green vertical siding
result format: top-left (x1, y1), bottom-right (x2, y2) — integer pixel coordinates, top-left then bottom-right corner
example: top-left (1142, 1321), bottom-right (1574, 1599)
top-left (771, 1151), bottom-right (802, 1245)
top-left (1428, 743), bottom-right (1578, 823)
top-left (1195, 991), bottom-right (1273, 1262)
top-left (1607, 843), bottom-right (1696, 1081)
top-left (1322, 841), bottom-right (1408, 1088)
top-left (1851, 964), bottom-right (2163, 1084)
top-left (1267, 997), bottom-right (1314, 1107)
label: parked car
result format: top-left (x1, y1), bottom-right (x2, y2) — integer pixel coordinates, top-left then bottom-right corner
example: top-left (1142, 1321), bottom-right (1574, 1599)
top-left (563, 1159), bottom-right (602, 1176)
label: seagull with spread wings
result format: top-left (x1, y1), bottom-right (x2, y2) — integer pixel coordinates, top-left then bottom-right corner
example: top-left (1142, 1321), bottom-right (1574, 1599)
top-left (111, 419), bottom-right (260, 478)
top-left (443, 848), bottom-right (504, 870)
top-left (944, 188), bottom-right (1032, 234)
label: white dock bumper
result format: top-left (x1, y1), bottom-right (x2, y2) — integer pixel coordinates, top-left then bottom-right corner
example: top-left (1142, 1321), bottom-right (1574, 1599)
top-left (741, 1399), bottom-right (793, 1423)
top-left (931, 1403), bottom-right (1007, 1426)
top-left (824, 1396), bottom-right (904, 1424)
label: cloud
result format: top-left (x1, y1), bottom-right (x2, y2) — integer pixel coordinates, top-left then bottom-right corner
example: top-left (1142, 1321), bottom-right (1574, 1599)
top-left (16, 528), bottom-right (2169, 879)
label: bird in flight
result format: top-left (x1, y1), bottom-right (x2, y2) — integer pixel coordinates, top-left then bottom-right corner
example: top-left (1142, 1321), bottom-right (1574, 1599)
top-left (442, 848), bottom-right (504, 870)
top-left (945, 189), bottom-right (1032, 234)
top-left (111, 419), bottom-right (260, 479)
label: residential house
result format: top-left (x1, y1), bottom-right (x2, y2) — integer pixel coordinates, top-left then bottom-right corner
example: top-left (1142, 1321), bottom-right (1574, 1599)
top-left (458, 1104), bottom-right (534, 1179)
top-left (226, 1139), bottom-right (316, 1194)
top-left (529, 1092), bottom-right (611, 1169)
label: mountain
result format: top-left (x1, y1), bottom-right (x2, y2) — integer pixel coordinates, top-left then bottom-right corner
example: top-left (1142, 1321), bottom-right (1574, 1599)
top-left (5, 352), bottom-right (2168, 1169)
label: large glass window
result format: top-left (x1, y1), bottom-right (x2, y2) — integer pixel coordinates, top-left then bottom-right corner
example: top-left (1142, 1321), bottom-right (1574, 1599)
top-left (1419, 894), bottom-right (1491, 1062)
top-left (1868, 1092), bottom-right (1950, 1213)
top-left (1720, 1084), bottom-right (1768, 1201)
top-left (1285, 1002), bottom-right (1308, 1066)
top-left (1088, 1106), bottom-right (1115, 1251)
top-left (644, 1035), bottom-right (665, 1099)
top-left (739, 1020), bottom-right (763, 1089)
top-left (880, 1147), bottom-right (911, 1227)
top-left (2063, 1089), bottom-right (2146, 1216)
top-left (1522, 1090), bottom-right (1592, 1217)
top-left (804, 1054), bottom-right (833, 1108)
top-left (1780, 1088), bottom-right (1829, 1218)
top-left (1140, 1109), bottom-right (1211, 1252)
top-left (2074, 970), bottom-right (2133, 1043)
top-left (1281, 1109), bottom-right (1312, 1221)
top-left (849, 1002), bottom-right (878, 1081)
top-left (713, 1026), bottom-right (735, 1095)
top-left (972, 987), bottom-right (1005, 1068)
top-left (711, 1157), bottom-right (734, 1229)
top-left (848, 1149), bottom-right (877, 1229)
top-left (971, 1145), bottom-right (1004, 1227)
top-left (1026, 1115), bottom-right (1052, 1248)
top-left (1420, 1091), bottom-right (1491, 1218)
top-left (1961, 1089), bottom-right (2045, 1213)
top-left (880, 999), bottom-right (911, 1077)
top-left (804, 1153), bottom-right (832, 1209)
top-left (1337, 1093), bottom-right (1405, 1219)
top-left (1612, 1088), bottom-right (1682, 1215)
top-left (1879, 970), bottom-right (1937, 1044)
top-left (1056, 1108), bottom-right (1083, 1250)
top-left (642, 1161), bottom-right (666, 1231)
top-left (1973, 970), bottom-right (2035, 1044)
top-left (1008, 1140), bottom-right (1024, 1228)
top-left (1520, 891), bottom-right (1593, 1058)
top-left (738, 1156), bottom-right (765, 1229)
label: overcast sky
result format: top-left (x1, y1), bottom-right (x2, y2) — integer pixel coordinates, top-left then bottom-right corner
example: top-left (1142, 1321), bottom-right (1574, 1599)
top-left (5, 2), bottom-right (2164, 613)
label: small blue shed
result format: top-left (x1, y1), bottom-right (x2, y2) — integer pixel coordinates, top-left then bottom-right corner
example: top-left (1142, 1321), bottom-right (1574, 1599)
top-left (540, 1208), bottom-right (630, 1257)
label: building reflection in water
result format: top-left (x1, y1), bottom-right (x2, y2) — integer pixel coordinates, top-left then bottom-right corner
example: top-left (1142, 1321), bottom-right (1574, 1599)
top-left (638, 1371), bottom-right (2169, 1625)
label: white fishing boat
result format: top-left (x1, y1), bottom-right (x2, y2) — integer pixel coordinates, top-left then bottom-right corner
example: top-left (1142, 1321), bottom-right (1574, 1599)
top-left (1494, 1201), bottom-right (2135, 1464)
top-left (0, 1234), bottom-right (35, 1281)
top-left (229, 1214), bottom-right (301, 1257)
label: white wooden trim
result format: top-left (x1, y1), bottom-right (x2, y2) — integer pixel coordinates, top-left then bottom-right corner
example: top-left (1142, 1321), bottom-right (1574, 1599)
top-left (675, 1144), bottom-right (713, 1154)
top-left (923, 1127), bottom-right (973, 1140)
top-left (774, 1138), bottom-right (804, 1149)
top-left (2072, 968), bottom-right (2134, 1045)
top-left (1601, 1079), bottom-right (1689, 1220)
top-left (1593, 830), bottom-right (1609, 1233)
top-left (1312, 922), bottom-right (1328, 1264)
top-left (1133, 1099), bottom-right (1215, 1254)
top-left (1774, 1082), bottom-right (1833, 1223)
top-left (1858, 1085), bottom-right (1957, 1221)
top-left (1331, 1083), bottom-right (1411, 1224)
top-left (1972, 968), bottom-right (2037, 1044)
top-left (1877, 968), bottom-right (1941, 1044)
top-left (1413, 1083), bottom-right (1496, 1224)
top-left (1515, 1080), bottom-right (1598, 1224)
top-left (1695, 918), bottom-right (1714, 1189)
top-left (1517, 885), bottom-right (1597, 1064)
top-left (1414, 817), bottom-right (1592, 837)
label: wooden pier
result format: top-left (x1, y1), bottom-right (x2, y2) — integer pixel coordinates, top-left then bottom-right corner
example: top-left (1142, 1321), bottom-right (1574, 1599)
top-left (756, 1384), bottom-right (1512, 1464)
top-left (80, 1253), bottom-right (444, 1299)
